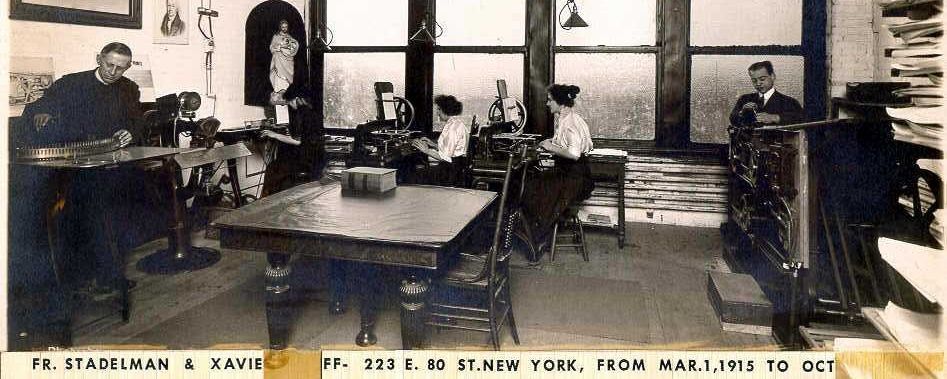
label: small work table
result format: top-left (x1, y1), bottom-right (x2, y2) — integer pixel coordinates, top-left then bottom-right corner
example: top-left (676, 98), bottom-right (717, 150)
top-left (214, 181), bottom-right (496, 349)
top-left (587, 150), bottom-right (627, 248)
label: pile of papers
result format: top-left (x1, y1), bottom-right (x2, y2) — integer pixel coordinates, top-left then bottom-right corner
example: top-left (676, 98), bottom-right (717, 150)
top-left (881, 0), bottom-right (943, 105)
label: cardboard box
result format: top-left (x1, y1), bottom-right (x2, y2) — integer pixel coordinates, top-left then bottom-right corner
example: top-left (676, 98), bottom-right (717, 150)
top-left (341, 167), bottom-right (397, 194)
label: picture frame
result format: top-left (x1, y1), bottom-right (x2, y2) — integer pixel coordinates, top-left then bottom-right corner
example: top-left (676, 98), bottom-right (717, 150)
top-left (9, 0), bottom-right (142, 29)
top-left (154, 0), bottom-right (189, 45)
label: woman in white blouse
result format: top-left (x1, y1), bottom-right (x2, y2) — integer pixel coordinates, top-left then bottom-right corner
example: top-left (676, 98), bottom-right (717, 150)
top-left (521, 84), bottom-right (594, 255)
top-left (411, 95), bottom-right (471, 186)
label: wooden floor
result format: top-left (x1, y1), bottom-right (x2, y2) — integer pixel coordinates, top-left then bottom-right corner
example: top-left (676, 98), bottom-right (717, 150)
top-left (73, 222), bottom-right (776, 350)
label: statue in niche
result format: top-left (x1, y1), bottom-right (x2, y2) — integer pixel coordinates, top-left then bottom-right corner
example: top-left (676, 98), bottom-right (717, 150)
top-left (269, 19), bottom-right (299, 105)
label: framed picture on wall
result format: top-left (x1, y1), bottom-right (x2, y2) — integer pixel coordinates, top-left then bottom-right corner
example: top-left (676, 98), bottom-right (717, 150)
top-left (10, 0), bottom-right (142, 29)
top-left (154, 0), bottom-right (189, 45)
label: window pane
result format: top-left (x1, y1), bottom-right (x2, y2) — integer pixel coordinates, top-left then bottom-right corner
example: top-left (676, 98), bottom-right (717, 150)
top-left (691, 0), bottom-right (802, 46)
top-left (328, 0), bottom-right (408, 46)
top-left (436, 0), bottom-right (525, 46)
top-left (433, 54), bottom-right (524, 131)
top-left (690, 55), bottom-right (805, 143)
top-left (324, 53), bottom-right (406, 129)
top-left (555, 0), bottom-right (656, 46)
top-left (555, 53), bottom-right (656, 140)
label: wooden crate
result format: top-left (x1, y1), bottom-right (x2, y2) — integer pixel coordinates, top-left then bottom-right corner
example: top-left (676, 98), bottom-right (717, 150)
top-left (707, 271), bottom-right (774, 336)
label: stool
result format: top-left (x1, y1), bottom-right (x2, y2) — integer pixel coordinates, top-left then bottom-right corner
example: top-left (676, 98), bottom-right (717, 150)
top-left (550, 206), bottom-right (588, 262)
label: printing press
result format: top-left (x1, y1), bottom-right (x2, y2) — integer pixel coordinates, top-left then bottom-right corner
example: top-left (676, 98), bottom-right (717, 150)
top-left (346, 82), bottom-right (424, 170)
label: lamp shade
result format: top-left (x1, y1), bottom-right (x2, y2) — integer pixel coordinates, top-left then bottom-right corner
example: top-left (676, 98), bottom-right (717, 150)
top-left (562, 12), bottom-right (588, 28)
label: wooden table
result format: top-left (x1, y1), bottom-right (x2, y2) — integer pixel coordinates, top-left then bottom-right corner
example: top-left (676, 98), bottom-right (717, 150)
top-left (214, 181), bottom-right (496, 349)
top-left (588, 151), bottom-right (627, 248)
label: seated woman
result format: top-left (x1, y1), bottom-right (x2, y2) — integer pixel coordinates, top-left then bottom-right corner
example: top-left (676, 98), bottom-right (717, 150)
top-left (521, 84), bottom-right (594, 255)
top-left (411, 94), bottom-right (470, 187)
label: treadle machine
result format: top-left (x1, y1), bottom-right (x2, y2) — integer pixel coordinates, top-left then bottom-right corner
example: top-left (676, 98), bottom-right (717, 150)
top-left (136, 92), bottom-right (253, 274)
top-left (347, 82), bottom-right (422, 169)
top-left (471, 79), bottom-right (539, 178)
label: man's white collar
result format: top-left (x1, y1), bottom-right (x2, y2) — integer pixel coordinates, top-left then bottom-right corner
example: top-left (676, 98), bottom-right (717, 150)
top-left (760, 87), bottom-right (776, 105)
top-left (94, 69), bottom-right (109, 85)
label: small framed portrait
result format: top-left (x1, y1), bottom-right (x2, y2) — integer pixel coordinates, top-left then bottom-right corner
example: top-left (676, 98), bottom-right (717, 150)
top-left (154, 0), bottom-right (189, 44)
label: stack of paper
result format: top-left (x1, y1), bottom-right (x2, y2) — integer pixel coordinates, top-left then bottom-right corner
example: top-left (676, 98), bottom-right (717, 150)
top-left (877, 237), bottom-right (946, 304)
top-left (889, 119), bottom-right (942, 149)
top-left (881, 1), bottom-right (944, 90)
top-left (887, 105), bottom-right (943, 149)
top-left (932, 208), bottom-right (945, 246)
top-left (892, 85), bottom-right (943, 106)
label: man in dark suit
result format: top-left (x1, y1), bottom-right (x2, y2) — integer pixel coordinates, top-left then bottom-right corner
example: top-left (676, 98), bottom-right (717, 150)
top-left (729, 60), bottom-right (804, 127)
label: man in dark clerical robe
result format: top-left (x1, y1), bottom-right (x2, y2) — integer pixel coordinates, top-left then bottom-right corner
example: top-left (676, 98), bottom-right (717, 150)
top-left (11, 42), bottom-right (149, 348)
top-left (729, 60), bottom-right (804, 127)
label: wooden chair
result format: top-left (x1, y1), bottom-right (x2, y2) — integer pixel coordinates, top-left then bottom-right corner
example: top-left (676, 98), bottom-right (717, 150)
top-left (427, 145), bottom-right (524, 350)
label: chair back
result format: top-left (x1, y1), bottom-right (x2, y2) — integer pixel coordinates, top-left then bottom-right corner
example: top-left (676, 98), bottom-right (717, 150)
top-left (486, 143), bottom-right (527, 282)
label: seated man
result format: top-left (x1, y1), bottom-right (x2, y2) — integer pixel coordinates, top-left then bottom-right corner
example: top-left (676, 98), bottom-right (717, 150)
top-left (729, 60), bottom-right (804, 127)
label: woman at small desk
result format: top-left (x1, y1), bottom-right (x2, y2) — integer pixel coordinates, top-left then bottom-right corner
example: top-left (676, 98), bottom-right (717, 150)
top-left (411, 94), bottom-right (470, 186)
top-left (522, 84), bottom-right (594, 251)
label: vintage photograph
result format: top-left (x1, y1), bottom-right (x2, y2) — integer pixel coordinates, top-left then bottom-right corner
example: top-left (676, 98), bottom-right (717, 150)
top-left (3, 0), bottom-right (943, 376)
top-left (154, 0), bottom-right (188, 45)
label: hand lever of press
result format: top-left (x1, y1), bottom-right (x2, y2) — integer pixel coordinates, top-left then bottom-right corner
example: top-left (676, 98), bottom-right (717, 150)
top-left (112, 129), bottom-right (133, 148)
top-left (33, 113), bottom-right (55, 131)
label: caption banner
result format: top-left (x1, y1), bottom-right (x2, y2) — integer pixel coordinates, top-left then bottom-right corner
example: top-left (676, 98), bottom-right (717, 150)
top-left (322, 350), bottom-right (836, 379)
top-left (1, 350), bottom-right (841, 378)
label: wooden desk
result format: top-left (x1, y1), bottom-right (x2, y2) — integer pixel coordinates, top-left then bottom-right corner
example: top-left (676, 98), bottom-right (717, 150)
top-left (214, 181), bottom-right (496, 349)
top-left (587, 151), bottom-right (627, 248)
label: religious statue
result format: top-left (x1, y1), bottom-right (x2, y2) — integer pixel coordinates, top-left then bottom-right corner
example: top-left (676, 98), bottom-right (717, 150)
top-left (269, 19), bottom-right (299, 105)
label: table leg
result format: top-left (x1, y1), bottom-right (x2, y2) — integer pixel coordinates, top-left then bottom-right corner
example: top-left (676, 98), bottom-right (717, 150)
top-left (227, 158), bottom-right (244, 207)
top-left (356, 264), bottom-right (380, 347)
top-left (399, 275), bottom-right (430, 349)
top-left (137, 160), bottom-right (220, 274)
top-left (264, 253), bottom-right (293, 350)
top-left (617, 170), bottom-right (626, 249)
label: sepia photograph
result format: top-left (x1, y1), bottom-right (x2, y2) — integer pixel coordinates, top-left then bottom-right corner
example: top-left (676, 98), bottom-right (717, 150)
top-left (2, 0), bottom-right (944, 377)
top-left (154, 0), bottom-right (188, 45)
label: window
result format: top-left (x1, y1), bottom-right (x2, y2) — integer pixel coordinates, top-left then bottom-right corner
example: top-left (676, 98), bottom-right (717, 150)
top-left (690, 0), bottom-right (802, 46)
top-left (554, 0), bottom-right (658, 141)
top-left (323, 0), bottom-right (409, 129)
top-left (323, 53), bottom-right (406, 128)
top-left (690, 55), bottom-right (805, 143)
top-left (433, 54), bottom-right (524, 131)
top-left (554, 0), bottom-right (656, 46)
top-left (435, 0), bottom-right (525, 46)
top-left (433, 0), bottom-right (526, 130)
top-left (327, 0), bottom-right (408, 46)
top-left (555, 54), bottom-right (656, 139)
top-left (315, 0), bottom-right (824, 146)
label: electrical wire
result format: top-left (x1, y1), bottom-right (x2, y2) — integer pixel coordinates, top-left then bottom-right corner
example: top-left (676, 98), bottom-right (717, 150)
top-left (198, 0), bottom-right (216, 106)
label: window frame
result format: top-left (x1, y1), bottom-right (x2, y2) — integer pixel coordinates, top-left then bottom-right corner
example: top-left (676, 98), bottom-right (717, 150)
top-left (311, 0), bottom-right (826, 152)
top-left (553, 0), bottom-right (661, 141)
top-left (431, 1), bottom-right (528, 131)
